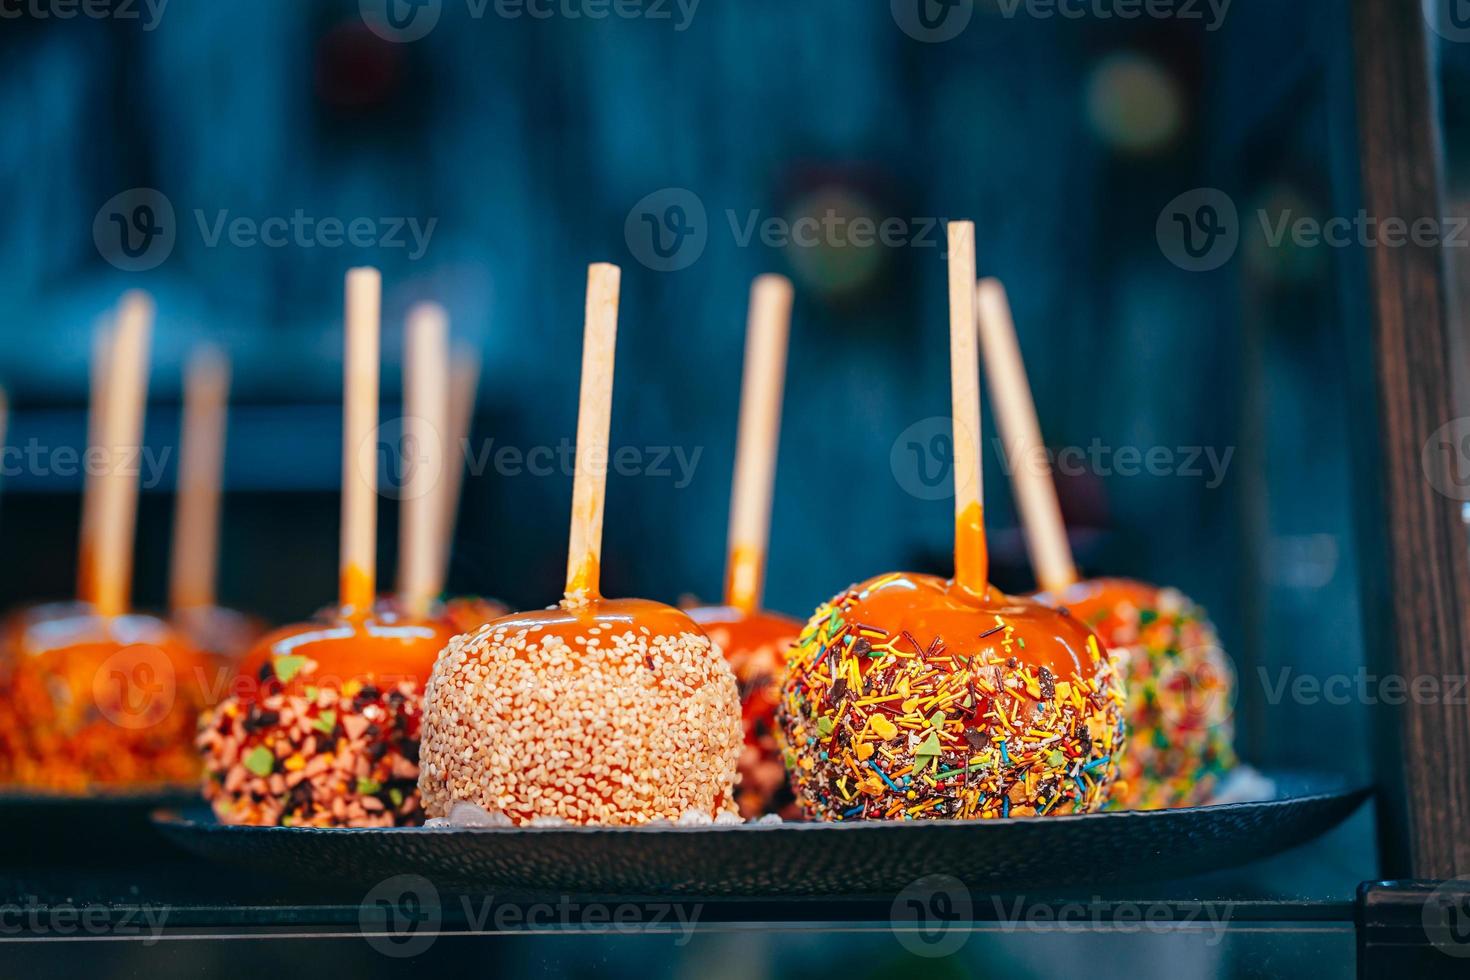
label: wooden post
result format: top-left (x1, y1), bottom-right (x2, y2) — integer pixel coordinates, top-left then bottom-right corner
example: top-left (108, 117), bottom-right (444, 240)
top-left (1351, 0), bottom-right (1470, 879)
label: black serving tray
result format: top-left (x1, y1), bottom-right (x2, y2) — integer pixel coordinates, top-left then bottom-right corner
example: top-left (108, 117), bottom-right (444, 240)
top-left (151, 772), bottom-right (1369, 896)
top-left (1, 785), bottom-right (201, 865)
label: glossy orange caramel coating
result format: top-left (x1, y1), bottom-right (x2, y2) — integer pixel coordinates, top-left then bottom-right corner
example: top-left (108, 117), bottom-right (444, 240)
top-left (234, 611), bottom-right (453, 698)
top-left (317, 595), bottom-right (510, 642)
top-left (419, 597), bottom-right (744, 825)
top-left (1036, 577), bottom-right (1236, 809)
top-left (687, 606), bottom-right (801, 818)
top-left (480, 596), bottom-right (710, 644)
top-left (778, 572), bottom-right (1126, 821)
top-left (0, 604), bottom-right (222, 791)
top-left (833, 574), bottom-right (1101, 675)
top-left (1046, 578), bottom-right (1160, 626)
top-left (953, 501), bottom-right (988, 599)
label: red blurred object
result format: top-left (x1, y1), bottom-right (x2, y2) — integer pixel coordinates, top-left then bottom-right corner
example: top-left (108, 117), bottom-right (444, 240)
top-left (315, 19), bottom-right (403, 111)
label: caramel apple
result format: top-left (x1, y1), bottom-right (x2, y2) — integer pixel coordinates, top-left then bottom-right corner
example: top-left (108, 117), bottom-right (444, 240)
top-left (198, 270), bottom-right (453, 826)
top-left (975, 278), bottom-right (1236, 809)
top-left (684, 275), bottom-right (802, 818)
top-left (419, 264), bottom-right (743, 826)
top-left (777, 225), bottom-right (1125, 821)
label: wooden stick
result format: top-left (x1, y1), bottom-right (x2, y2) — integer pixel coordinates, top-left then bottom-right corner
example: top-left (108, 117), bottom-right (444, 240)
top-left (77, 315), bottom-right (113, 604)
top-left (91, 292), bottom-right (153, 617)
top-left (438, 345), bottom-right (480, 587)
top-left (947, 222), bottom-right (987, 595)
top-left (169, 346), bottom-right (230, 612)
top-left (399, 303), bottom-right (449, 618)
top-left (564, 263), bottom-right (620, 602)
top-left (341, 268), bottom-right (381, 614)
top-left (975, 279), bottom-right (1078, 594)
top-left (723, 274), bottom-right (794, 614)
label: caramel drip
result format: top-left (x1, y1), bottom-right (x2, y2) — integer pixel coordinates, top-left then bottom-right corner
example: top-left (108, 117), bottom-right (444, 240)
top-left (953, 500), bottom-right (988, 597)
top-left (565, 554), bottom-right (601, 600)
top-left (339, 563), bottom-right (375, 618)
top-left (722, 544), bottom-right (765, 616)
top-left (487, 597), bottom-right (705, 647)
top-left (838, 572), bottom-right (1101, 679)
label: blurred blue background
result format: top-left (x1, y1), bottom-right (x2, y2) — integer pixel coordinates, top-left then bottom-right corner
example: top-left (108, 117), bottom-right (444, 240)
top-left (5, 1), bottom-right (1461, 969)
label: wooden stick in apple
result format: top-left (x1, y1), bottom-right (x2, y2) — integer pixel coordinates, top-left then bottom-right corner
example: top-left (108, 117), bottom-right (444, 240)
top-left (399, 302), bottom-right (450, 619)
top-left (76, 315), bottom-right (113, 605)
top-left (946, 220), bottom-right (986, 594)
top-left (563, 262), bottom-right (620, 604)
top-left (169, 345), bottom-right (231, 612)
top-left (438, 344), bottom-right (480, 585)
top-left (341, 267), bottom-right (381, 615)
top-left (90, 291), bottom-right (153, 617)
